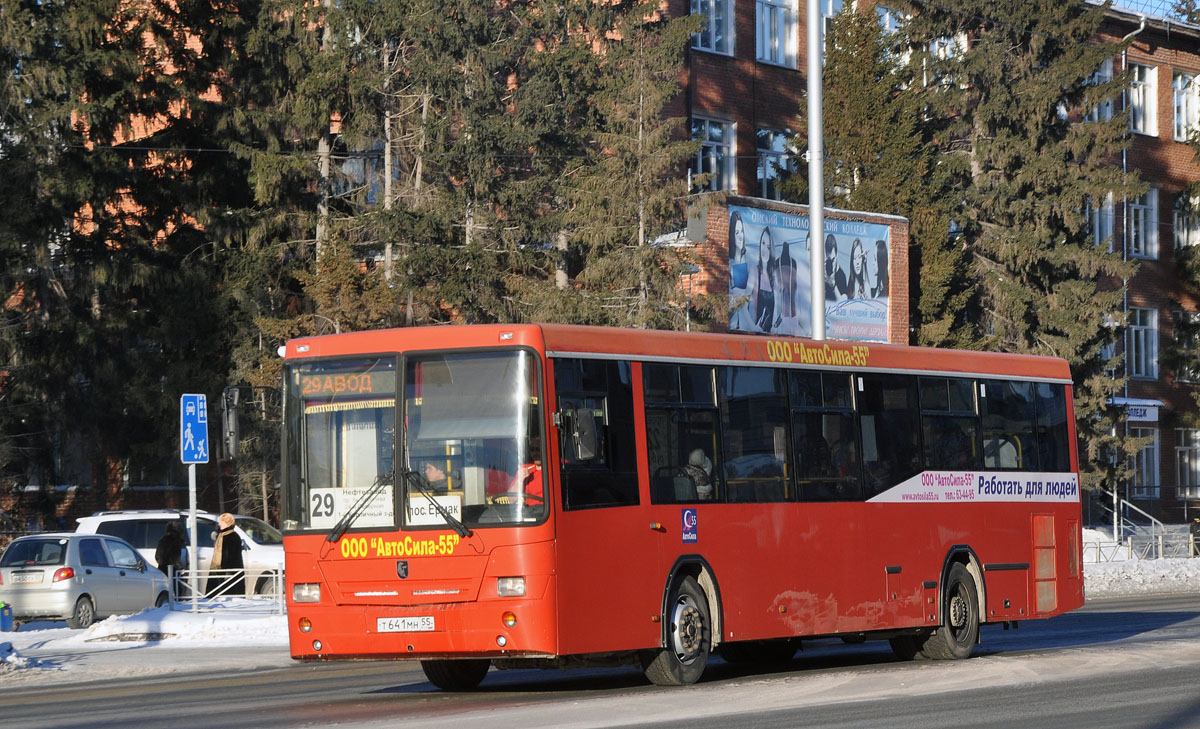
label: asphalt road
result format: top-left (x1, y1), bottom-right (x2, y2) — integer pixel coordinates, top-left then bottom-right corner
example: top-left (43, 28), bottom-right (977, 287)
top-left (6, 594), bottom-right (1200, 729)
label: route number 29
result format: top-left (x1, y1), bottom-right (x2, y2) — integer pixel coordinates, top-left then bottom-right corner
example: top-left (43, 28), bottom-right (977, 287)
top-left (311, 492), bottom-right (335, 518)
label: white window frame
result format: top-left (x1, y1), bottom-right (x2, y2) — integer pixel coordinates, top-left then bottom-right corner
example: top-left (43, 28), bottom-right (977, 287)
top-left (1088, 191), bottom-right (1114, 252)
top-left (1130, 426), bottom-right (1159, 499)
top-left (756, 128), bottom-right (794, 200)
top-left (924, 34), bottom-right (966, 89)
top-left (1175, 194), bottom-right (1200, 249)
top-left (1128, 188), bottom-right (1158, 259)
top-left (1128, 62), bottom-right (1157, 136)
top-left (691, 0), bottom-right (733, 55)
top-left (756, 0), bottom-right (798, 68)
top-left (875, 5), bottom-right (905, 34)
top-left (1173, 72), bottom-right (1198, 142)
top-left (1176, 428), bottom-right (1200, 500)
top-left (1085, 58), bottom-right (1114, 123)
top-left (1128, 306), bottom-right (1159, 380)
top-left (1101, 312), bottom-right (1119, 378)
top-left (692, 117), bottom-right (735, 192)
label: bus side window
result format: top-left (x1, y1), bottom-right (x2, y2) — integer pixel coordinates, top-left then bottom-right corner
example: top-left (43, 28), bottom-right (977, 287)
top-left (1035, 383), bottom-right (1070, 472)
top-left (919, 377), bottom-right (981, 471)
top-left (790, 372), bottom-right (860, 502)
top-left (644, 364), bottom-right (722, 505)
top-left (981, 380), bottom-right (1038, 470)
top-left (554, 358), bottom-right (639, 510)
top-left (857, 374), bottom-right (921, 499)
top-left (719, 366), bottom-right (789, 503)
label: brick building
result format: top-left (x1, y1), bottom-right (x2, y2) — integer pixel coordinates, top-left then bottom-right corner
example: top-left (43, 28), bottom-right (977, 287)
top-left (1095, 8), bottom-right (1200, 522)
top-left (673, 2), bottom-right (1200, 521)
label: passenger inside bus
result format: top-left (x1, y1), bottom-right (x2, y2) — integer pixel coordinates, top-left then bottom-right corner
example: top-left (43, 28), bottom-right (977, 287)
top-left (677, 449), bottom-right (714, 501)
top-left (424, 461), bottom-right (450, 492)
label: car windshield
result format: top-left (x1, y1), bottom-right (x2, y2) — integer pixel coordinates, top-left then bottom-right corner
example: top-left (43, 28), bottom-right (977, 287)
top-left (235, 516), bottom-right (283, 545)
top-left (1, 538), bottom-right (68, 566)
top-left (282, 350), bottom-right (546, 531)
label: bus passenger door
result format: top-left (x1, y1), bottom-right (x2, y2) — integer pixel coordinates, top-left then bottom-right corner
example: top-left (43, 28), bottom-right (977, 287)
top-left (552, 359), bottom-right (662, 656)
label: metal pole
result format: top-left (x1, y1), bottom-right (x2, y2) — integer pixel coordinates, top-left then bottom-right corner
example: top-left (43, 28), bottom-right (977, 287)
top-left (188, 464), bottom-right (199, 612)
top-left (807, 0), bottom-right (826, 341)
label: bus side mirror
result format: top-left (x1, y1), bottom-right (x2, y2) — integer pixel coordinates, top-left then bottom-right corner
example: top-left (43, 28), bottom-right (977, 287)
top-left (571, 408), bottom-right (598, 461)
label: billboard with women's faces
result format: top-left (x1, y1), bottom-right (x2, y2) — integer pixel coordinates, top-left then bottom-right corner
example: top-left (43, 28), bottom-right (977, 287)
top-left (727, 205), bottom-right (891, 342)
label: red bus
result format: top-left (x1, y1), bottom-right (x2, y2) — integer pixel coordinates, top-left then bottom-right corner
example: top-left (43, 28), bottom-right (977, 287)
top-left (280, 324), bottom-right (1083, 689)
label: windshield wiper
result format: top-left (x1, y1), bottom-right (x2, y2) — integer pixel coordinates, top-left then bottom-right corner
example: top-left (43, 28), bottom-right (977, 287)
top-left (400, 468), bottom-right (474, 538)
top-left (326, 471), bottom-right (394, 543)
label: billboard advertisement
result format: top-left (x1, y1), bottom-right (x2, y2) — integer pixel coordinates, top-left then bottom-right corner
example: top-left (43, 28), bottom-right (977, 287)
top-left (727, 205), bottom-right (891, 342)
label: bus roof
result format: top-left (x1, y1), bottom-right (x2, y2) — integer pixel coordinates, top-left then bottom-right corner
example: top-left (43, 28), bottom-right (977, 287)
top-left (285, 323), bottom-right (1072, 383)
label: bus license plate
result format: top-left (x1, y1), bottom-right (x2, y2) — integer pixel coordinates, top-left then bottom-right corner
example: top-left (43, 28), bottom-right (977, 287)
top-left (377, 616), bottom-right (435, 633)
top-left (12, 572), bottom-right (42, 584)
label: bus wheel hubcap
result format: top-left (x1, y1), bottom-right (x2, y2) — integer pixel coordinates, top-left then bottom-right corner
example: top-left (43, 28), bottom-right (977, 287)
top-left (671, 598), bottom-right (704, 660)
top-left (949, 594), bottom-right (968, 629)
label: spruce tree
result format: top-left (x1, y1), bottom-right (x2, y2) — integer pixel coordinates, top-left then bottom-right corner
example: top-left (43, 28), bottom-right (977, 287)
top-left (814, 7), bottom-right (973, 348)
top-left (0, 1), bottom-right (233, 499)
top-left (901, 0), bottom-right (1142, 492)
top-left (552, 5), bottom-right (702, 329)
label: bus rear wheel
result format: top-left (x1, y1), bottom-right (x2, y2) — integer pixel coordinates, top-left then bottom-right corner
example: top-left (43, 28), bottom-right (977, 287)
top-left (643, 575), bottom-right (710, 686)
top-left (420, 659), bottom-right (491, 691)
top-left (920, 562), bottom-right (979, 660)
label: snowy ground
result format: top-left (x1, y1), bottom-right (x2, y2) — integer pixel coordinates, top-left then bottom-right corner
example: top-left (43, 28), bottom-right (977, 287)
top-left (3, 531), bottom-right (1198, 686)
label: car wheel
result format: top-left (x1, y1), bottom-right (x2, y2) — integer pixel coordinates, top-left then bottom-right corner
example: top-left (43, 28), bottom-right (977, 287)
top-left (155, 591), bottom-right (170, 608)
top-left (67, 596), bottom-right (95, 630)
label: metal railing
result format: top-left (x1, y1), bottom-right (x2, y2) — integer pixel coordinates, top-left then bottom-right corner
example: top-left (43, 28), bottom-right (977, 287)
top-left (1083, 534), bottom-right (1198, 562)
top-left (166, 567), bottom-right (285, 613)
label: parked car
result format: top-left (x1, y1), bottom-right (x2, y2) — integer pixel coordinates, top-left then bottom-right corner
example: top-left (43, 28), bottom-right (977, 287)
top-left (0, 532), bottom-right (169, 629)
top-left (74, 510), bottom-right (284, 595)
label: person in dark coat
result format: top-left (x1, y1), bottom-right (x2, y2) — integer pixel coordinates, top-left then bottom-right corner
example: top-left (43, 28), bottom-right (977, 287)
top-left (207, 512), bottom-right (245, 596)
top-left (154, 522), bottom-right (186, 576)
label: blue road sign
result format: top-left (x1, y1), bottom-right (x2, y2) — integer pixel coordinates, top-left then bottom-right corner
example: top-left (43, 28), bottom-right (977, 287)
top-left (180, 394), bottom-right (209, 464)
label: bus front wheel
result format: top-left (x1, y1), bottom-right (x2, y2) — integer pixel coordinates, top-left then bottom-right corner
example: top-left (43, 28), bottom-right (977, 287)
top-left (643, 575), bottom-right (710, 686)
top-left (420, 658), bottom-right (490, 691)
top-left (920, 562), bottom-right (980, 660)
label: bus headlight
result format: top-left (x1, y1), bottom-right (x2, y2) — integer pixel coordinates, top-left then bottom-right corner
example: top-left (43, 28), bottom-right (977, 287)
top-left (293, 583), bottom-right (322, 603)
top-left (497, 577), bottom-right (525, 597)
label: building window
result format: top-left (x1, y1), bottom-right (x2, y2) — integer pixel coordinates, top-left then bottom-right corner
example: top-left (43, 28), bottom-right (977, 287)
top-left (692, 117), bottom-right (734, 192)
top-left (1085, 58), bottom-right (1114, 123)
top-left (1128, 62), bottom-right (1157, 136)
top-left (756, 0), bottom-right (797, 68)
top-left (1176, 194), bottom-right (1200, 249)
top-left (875, 5), bottom-right (905, 34)
top-left (691, 0), bottom-right (732, 55)
top-left (1130, 427), bottom-right (1159, 499)
top-left (1101, 313), bottom-right (1119, 378)
top-left (756, 129), bottom-right (794, 200)
top-left (1173, 310), bottom-right (1200, 383)
top-left (1088, 192), bottom-right (1114, 251)
top-left (1128, 307), bottom-right (1158, 380)
top-left (1173, 72), bottom-right (1198, 141)
top-left (1176, 429), bottom-right (1200, 500)
top-left (1128, 189), bottom-right (1158, 259)
top-left (925, 34), bottom-right (966, 89)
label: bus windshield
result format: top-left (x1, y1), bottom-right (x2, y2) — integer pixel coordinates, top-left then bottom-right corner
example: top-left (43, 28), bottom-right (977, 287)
top-left (283, 350), bottom-right (545, 531)
top-left (403, 350), bottom-right (546, 527)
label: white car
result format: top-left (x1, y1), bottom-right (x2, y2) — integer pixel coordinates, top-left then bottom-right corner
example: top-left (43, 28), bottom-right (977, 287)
top-left (74, 510), bottom-right (284, 595)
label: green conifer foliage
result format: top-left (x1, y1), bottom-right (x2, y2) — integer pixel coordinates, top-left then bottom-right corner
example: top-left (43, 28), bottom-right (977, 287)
top-left (901, 0), bottom-right (1142, 492)
top-left (815, 7), bottom-right (972, 348)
